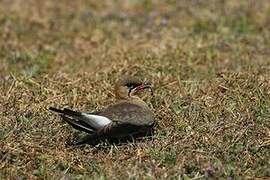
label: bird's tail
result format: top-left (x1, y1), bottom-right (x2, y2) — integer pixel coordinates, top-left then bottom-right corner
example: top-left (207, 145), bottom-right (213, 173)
top-left (49, 107), bottom-right (81, 117)
top-left (49, 107), bottom-right (95, 134)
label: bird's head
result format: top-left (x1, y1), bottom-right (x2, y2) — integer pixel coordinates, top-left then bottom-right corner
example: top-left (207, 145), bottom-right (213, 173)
top-left (115, 77), bottom-right (154, 100)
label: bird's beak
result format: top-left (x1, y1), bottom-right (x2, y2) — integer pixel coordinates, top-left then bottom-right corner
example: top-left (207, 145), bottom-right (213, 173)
top-left (133, 83), bottom-right (154, 96)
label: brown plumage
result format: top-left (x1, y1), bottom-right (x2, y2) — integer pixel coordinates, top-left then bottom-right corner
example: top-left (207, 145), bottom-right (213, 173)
top-left (49, 77), bottom-right (155, 145)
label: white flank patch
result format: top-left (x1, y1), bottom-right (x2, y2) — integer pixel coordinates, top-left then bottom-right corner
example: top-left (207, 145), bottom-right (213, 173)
top-left (82, 113), bottom-right (112, 129)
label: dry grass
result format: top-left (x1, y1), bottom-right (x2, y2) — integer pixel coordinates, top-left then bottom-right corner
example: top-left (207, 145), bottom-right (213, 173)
top-left (1, 0), bottom-right (270, 179)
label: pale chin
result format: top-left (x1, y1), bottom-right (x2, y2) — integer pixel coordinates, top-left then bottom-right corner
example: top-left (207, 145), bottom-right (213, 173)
top-left (129, 89), bottom-right (140, 98)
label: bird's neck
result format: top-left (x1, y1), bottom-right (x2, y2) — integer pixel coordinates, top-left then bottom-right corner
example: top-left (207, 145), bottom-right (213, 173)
top-left (117, 97), bottom-right (149, 109)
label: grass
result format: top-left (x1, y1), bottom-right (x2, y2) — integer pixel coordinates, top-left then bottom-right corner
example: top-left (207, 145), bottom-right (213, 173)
top-left (0, 0), bottom-right (270, 179)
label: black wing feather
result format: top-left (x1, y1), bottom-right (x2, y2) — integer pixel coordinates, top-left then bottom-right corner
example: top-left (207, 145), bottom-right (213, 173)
top-left (60, 115), bottom-right (95, 134)
top-left (49, 107), bottom-right (96, 133)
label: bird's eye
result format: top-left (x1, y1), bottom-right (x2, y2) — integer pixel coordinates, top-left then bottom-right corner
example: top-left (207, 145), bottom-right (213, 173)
top-left (126, 84), bottom-right (134, 89)
top-left (125, 83), bottom-right (138, 89)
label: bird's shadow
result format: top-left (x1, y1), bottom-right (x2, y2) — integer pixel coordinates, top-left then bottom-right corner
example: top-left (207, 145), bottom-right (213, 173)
top-left (65, 130), bottom-right (155, 149)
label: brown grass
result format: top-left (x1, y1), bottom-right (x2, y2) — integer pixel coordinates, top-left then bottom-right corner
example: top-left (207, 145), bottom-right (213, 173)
top-left (1, 0), bottom-right (270, 179)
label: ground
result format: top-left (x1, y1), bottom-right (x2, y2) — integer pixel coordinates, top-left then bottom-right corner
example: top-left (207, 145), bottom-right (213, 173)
top-left (0, 0), bottom-right (270, 179)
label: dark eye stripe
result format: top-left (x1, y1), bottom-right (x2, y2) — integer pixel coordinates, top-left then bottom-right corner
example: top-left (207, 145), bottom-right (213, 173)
top-left (126, 83), bottom-right (141, 88)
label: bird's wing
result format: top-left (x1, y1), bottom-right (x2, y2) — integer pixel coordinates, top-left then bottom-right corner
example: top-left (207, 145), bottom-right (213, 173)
top-left (49, 107), bottom-right (112, 130)
top-left (59, 115), bottom-right (95, 133)
top-left (99, 102), bottom-right (155, 126)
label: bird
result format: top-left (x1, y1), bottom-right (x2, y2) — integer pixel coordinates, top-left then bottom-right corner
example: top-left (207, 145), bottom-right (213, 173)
top-left (49, 77), bottom-right (155, 145)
